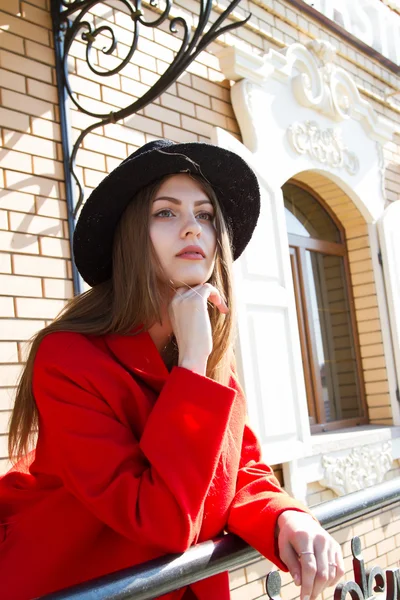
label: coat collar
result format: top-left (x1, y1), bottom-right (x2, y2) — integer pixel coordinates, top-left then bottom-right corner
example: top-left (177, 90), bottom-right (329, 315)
top-left (103, 328), bottom-right (169, 393)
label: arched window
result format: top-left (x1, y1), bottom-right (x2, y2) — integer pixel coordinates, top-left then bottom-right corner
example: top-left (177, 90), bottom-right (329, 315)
top-left (283, 181), bottom-right (368, 433)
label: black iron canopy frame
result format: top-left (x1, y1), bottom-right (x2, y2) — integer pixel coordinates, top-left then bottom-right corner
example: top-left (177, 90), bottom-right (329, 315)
top-left (50, 0), bottom-right (250, 293)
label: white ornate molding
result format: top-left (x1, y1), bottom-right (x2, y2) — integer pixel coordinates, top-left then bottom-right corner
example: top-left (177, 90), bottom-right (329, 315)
top-left (319, 442), bottom-right (393, 496)
top-left (217, 40), bottom-right (395, 144)
top-left (287, 120), bottom-right (360, 175)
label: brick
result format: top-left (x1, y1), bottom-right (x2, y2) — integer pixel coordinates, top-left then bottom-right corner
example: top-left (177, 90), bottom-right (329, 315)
top-left (43, 277), bottom-right (73, 299)
top-left (36, 197), bottom-right (67, 219)
top-left (120, 77), bottom-right (149, 99)
top-left (185, 59), bottom-right (208, 79)
top-left (75, 58), bottom-right (121, 90)
top-left (0, 318), bottom-right (45, 341)
top-left (181, 115), bottom-right (213, 137)
top-left (144, 103), bottom-right (180, 127)
top-left (0, 410), bottom-right (11, 435)
top-left (0, 253), bottom-right (11, 273)
top-left (33, 156), bottom-right (64, 180)
top-left (27, 78), bottom-right (58, 103)
top-left (40, 236), bottom-right (71, 258)
top-left (0, 106), bottom-right (30, 132)
top-left (229, 568), bottom-right (247, 590)
top-left (0, 68), bottom-right (26, 93)
top-left (68, 73), bottom-right (101, 100)
top-left (2, 89), bottom-right (54, 120)
top-left (124, 113), bottom-right (162, 136)
top-left (25, 40), bottom-right (55, 66)
top-left (21, 2), bottom-right (52, 29)
top-left (105, 156), bottom-right (120, 172)
top-left (0, 190), bottom-right (35, 214)
top-left (138, 67), bottom-right (159, 87)
top-left (0, 296), bottom-right (14, 317)
top-left (76, 148), bottom-right (106, 171)
top-left (365, 393), bottom-right (390, 407)
top-left (0, 149), bottom-right (32, 173)
top-left (0, 210), bottom-right (8, 229)
top-left (230, 578), bottom-right (264, 600)
top-left (211, 97), bottom-right (235, 118)
top-left (30, 117), bottom-right (61, 141)
top-left (0, 30), bottom-right (24, 54)
top-left (103, 123), bottom-right (145, 147)
top-left (0, 342), bottom-right (18, 363)
top-left (368, 406), bottom-right (392, 419)
top-left (161, 92), bottom-right (195, 117)
top-left (3, 129), bottom-right (57, 159)
top-left (0, 230), bottom-right (39, 254)
top-left (15, 297), bottom-right (66, 319)
top-left (177, 83), bottom-right (211, 108)
top-left (83, 168), bottom-right (107, 189)
top-left (84, 133), bottom-right (127, 159)
top-left (192, 75), bottom-right (230, 101)
top-left (0, 364), bottom-right (21, 387)
top-left (5, 171), bottom-right (59, 199)
top-left (13, 254), bottom-right (67, 278)
top-left (0, 388), bottom-right (15, 410)
top-left (163, 125), bottom-right (197, 143)
top-left (0, 50), bottom-right (51, 82)
top-left (196, 105), bottom-right (227, 128)
top-left (355, 295), bottom-right (378, 310)
top-left (245, 558), bottom-right (274, 582)
top-left (363, 368), bottom-right (387, 382)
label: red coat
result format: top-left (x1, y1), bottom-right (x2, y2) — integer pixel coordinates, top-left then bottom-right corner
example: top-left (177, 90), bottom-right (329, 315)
top-left (0, 330), bottom-right (309, 599)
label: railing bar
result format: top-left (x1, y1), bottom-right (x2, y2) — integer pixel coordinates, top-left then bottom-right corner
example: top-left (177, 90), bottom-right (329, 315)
top-left (41, 477), bottom-right (400, 600)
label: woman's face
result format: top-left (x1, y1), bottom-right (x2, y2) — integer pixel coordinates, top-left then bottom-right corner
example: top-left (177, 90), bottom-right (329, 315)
top-left (150, 174), bottom-right (217, 288)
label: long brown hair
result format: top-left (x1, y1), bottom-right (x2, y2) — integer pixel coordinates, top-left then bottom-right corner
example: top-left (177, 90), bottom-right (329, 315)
top-left (8, 174), bottom-right (236, 462)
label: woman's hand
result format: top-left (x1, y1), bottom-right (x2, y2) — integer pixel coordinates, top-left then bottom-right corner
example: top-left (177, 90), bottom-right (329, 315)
top-left (277, 511), bottom-right (344, 600)
top-left (169, 283), bottom-right (228, 375)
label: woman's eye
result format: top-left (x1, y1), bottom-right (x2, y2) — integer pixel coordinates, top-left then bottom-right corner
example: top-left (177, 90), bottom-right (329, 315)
top-left (155, 209), bottom-right (174, 218)
top-left (197, 212), bottom-right (214, 221)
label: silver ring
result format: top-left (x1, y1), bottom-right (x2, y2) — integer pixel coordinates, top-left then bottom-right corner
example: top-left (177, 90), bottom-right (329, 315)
top-left (298, 551), bottom-right (315, 557)
top-left (329, 562), bottom-right (337, 567)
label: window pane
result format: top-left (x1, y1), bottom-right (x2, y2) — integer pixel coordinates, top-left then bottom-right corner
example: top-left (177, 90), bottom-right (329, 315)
top-left (283, 183), bottom-right (341, 243)
top-left (305, 251), bottom-right (363, 422)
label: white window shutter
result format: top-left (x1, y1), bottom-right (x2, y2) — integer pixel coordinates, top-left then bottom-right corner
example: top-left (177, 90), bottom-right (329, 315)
top-left (378, 201), bottom-right (400, 390)
top-left (212, 128), bottom-right (311, 464)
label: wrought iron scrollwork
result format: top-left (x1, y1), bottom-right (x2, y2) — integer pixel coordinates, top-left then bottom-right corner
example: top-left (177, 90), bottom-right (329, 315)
top-left (265, 536), bottom-right (400, 600)
top-left (51, 0), bottom-right (250, 224)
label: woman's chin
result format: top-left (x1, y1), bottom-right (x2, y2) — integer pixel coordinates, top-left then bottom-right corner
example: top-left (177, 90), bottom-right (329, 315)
top-left (169, 274), bottom-right (209, 288)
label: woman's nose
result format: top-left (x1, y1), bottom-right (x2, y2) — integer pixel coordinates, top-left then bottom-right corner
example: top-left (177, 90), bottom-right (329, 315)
top-left (181, 214), bottom-right (201, 237)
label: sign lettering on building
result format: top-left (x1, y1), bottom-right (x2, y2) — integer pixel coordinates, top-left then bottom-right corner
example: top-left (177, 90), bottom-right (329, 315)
top-left (302, 0), bottom-right (400, 65)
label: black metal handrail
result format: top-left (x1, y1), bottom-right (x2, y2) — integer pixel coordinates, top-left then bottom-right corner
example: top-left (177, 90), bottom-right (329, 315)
top-left (41, 477), bottom-right (400, 599)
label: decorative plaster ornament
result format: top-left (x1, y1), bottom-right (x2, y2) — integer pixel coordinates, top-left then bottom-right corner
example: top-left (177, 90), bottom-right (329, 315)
top-left (320, 443), bottom-right (393, 496)
top-left (287, 120), bottom-right (360, 175)
top-left (218, 39), bottom-right (394, 144)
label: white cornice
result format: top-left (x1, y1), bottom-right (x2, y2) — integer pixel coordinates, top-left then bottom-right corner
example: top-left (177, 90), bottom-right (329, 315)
top-left (217, 40), bottom-right (395, 144)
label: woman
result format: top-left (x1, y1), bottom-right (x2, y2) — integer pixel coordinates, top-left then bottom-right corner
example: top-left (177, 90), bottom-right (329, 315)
top-left (0, 139), bottom-right (344, 600)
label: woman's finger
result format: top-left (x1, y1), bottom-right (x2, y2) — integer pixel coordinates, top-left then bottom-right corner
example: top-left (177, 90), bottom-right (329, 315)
top-left (278, 544), bottom-right (302, 587)
top-left (309, 544), bottom-right (330, 600)
top-left (298, 552), bottom-right (317, 600)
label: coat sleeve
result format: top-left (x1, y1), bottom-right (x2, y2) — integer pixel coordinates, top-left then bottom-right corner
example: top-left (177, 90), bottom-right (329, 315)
top-left (227, 412), bottom-right (313, 570)
top-left (33, 333), bottom-right (236, 555)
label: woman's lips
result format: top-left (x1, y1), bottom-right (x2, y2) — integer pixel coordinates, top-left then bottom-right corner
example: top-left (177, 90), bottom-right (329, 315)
top-left (176, 252), bottom-right (205, 260)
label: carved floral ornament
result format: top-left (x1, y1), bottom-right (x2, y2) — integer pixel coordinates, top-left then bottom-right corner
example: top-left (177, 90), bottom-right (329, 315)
top-left (319, 442), bottom-right (393, 496)
top-left (217, 39), bottom-right (395, 144)
top-left (287, 120), bottom-right (360, 175)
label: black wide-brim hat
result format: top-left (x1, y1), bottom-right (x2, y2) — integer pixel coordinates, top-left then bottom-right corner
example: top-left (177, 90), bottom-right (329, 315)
top-left (73, 139), bottom-right (260, 286)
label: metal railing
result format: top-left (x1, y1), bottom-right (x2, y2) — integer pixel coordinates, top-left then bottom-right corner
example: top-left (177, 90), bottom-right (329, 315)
top-left (42, 477), bottom-right (400, 599)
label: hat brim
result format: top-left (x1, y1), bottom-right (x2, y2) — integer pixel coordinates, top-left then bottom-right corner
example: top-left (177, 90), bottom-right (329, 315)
top-left (73, 141), bottom-right (260, 286)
